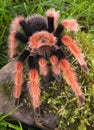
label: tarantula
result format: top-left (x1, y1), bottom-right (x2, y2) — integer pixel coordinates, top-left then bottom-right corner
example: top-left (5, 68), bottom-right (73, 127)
top-left (8, 9), bottom-right (88, 113)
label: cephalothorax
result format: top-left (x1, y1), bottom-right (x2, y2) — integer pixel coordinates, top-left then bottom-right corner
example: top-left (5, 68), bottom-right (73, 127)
top-left (8, 9), bottom-right (88, 113)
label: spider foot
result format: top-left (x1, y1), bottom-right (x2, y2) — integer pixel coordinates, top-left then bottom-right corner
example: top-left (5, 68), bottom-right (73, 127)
top-left (34, 107), bottom-right (41, 119)
top-left (78, 95), bottom-right (85, 106)
top-left (14, 98), bottom-right (20, 106)
top-left (42, 75), bottom-right (49, 83)
top-left (53, 74), bottom-right (62, 82)
top-left (81, 65), bottom-right (89, 73)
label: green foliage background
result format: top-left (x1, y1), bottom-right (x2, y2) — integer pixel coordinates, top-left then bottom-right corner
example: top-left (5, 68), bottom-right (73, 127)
top-left (0, 0), bottom-right (94, 130)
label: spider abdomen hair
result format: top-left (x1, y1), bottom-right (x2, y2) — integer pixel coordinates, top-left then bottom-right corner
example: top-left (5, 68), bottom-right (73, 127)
top-left (27, 15), bottom-right (48, 33)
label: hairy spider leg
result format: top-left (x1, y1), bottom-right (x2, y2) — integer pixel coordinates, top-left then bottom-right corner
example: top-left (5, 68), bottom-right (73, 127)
top-left (20, 20), bottom-right (33, 36)
top-left (46, 8), bottom-right (60, 32)
top-left (15, 32), bottom-right (28, 43)
top-left (56, 49), bottom-right (85, 105)
top-left (61, 35), bottom-right (88, 72)
top-left (38, 56), bottom-right (49, 82)
top-left (54, 23), bottom-right (64, 48)
top-left (28, 56), bottom-right (41, 111)
top-left (14, 50), bottom-right (30, 105)
top-left (14, 61), bottom-right (23, 105)
top-left (47, 14), bottom-right (54, 33)
top-left (54, 23), bottom-right (64, 38)
top-left (50, 54), bottom-right (62, 82)
top-left (8, 16), bottom-right (25, 59)
top-left (54, 19), bottom-right (88, 72)
top-left (61, 19), bottom-right (79, 32)
top-left (46, 9), bottom-right (60, 33)
top-left (8, 31), bottom-right (18, 59)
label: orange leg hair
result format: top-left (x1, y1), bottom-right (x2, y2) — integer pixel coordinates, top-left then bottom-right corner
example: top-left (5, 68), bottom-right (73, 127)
top-left (28, 69), bottom-right (41, 110)
top-left (8, 16), bottom-right (24, 59)
top-left (50, 55), bottom-right (61, 82)
top-left (8, 31), bottom-right (18, 59)
top-left (60, 59), bottom-right (84, 105)
top-left (13, 61), bottom-right (23, 104)
top-left (61, 19), bottom-right (79, 32)
top-left (61, 35), bottom-right (88, 72)
top-left (38, 57), bottom-right (49, 82)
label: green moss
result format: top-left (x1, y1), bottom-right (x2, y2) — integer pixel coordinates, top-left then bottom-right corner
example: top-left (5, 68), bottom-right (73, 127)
top-left (0, 80), bottom-right (31, 109)
top-left (0, 81), bottom-right (13, 100)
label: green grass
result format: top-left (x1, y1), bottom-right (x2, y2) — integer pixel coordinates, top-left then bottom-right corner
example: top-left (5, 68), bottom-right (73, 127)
top-left (0, 0), bottom-right (94, 130)
top-left (0, 105), bottom-right (23, 130)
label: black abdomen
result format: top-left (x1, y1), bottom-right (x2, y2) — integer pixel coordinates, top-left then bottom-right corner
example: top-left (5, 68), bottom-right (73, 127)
top-left (27, 15), bottom-right (48, 34)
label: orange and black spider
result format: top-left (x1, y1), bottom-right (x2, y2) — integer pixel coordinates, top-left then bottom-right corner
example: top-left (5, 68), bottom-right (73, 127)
top-left (8, 9), bottom-right (88, 114)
